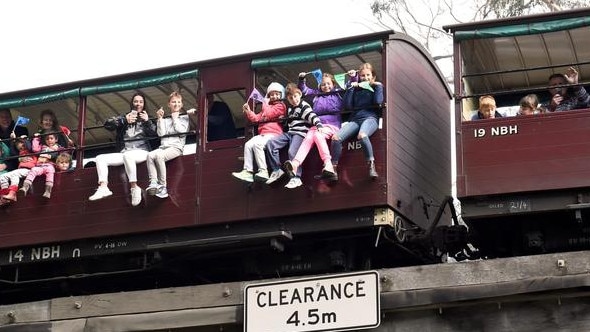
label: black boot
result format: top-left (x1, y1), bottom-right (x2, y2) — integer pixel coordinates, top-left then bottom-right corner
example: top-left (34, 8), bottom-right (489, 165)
top-left (368, 160), bottom-right (378, 179)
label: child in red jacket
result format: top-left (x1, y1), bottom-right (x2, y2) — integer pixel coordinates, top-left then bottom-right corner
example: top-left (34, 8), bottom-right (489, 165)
top-left (0, 136), bottom-right (37, 204)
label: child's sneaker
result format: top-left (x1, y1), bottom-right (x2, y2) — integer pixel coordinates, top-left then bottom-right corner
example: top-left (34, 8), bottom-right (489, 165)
top-left (283, 160), bottom-right (296, 178)
top-left (266, 169), bottom-right (285, 185)
top-left (232, 169), bottom-right (254, 183)
top-left (285, 177), bottom-right (303, 189)
top-left (321, 169), bottom-right (338, 182)
top-left (89, 186), bottom-right (113, 201)
top-left (146, 181), bottom-right (159, 196)
top-left (130, 186), bottom-right (142, 206)
top-left (18, 182), bottom-right (31, 197)
top-left (156, 186), bottom-right (169, 198)
top-left (254, 169), bottom-right (269, 182)
top-left (43, 185), bottom-right (53, 199)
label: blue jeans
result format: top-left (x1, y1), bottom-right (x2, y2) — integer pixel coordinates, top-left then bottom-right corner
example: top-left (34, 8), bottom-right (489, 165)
top-left (331, 117), bottom-right (378, 164)
top-left (266, 133), bottom-right (305, 176)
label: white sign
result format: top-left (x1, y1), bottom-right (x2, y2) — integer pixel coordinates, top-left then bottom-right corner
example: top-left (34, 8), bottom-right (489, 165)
top-left (244, 271), bottom-right (380, 332)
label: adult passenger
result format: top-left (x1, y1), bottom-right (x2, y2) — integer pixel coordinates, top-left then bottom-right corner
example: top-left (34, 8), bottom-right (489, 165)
top-left (37, 109), bottom-right (75, 149)
top-left (88, 92), bottom-right (157, 206)
top-left (544, 66), bottom-right (590, 112)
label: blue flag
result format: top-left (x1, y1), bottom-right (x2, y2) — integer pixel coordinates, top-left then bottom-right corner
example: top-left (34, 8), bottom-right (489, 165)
top-left (14, 115), bottom-right (30, 127)
top-left (310, 68), bottom-right (323, 86)
top-left (247, 88), bottom-right (265, 103)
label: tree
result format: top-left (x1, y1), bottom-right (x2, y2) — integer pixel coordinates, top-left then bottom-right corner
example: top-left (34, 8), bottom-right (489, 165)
top-left (370, 0), bottom-right (590, 54)
top-left (369, 0), bottom-right (590, 79)
top-left (476, 0), bottom-right (590, 18)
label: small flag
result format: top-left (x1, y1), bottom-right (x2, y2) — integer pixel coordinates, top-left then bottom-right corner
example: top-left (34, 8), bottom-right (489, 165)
top-left (14, 116), bottom-right (30, 127)
top-left (310, 68), bottom-right (323, 86)
top-left (247, 88), bottom-right (265, 103)
top-left (60, 125), bottom-right (71, 136)
top-left (358, 81), bottom-right (374, 92)
top-left (334, 73), bottom-right (347, 89)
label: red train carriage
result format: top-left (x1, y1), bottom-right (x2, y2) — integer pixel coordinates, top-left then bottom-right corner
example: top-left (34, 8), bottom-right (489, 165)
top-left (444, 8), bottom-right (590, 258)
top-left (0, 31), bottom-right (457, 304)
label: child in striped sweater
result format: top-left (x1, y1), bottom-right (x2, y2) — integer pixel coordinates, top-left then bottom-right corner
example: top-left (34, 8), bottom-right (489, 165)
top-left (265, 83), bottom-right (326, 189)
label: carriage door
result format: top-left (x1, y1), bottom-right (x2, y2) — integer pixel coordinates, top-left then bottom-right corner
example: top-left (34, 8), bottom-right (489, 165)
top-left (198, 61), bottom-right (254, 225)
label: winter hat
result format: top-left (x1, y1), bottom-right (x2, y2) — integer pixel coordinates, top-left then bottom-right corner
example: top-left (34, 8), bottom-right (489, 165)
top-left (266, 82), bottom-right (285, 99)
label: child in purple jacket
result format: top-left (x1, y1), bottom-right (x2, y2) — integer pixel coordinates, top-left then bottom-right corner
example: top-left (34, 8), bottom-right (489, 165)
top-left (282, 72), bottom-right (343, 182)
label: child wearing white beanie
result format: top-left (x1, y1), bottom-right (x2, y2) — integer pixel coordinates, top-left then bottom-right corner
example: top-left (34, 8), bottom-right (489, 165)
top-left (232, 82), bottom-right (287, 183)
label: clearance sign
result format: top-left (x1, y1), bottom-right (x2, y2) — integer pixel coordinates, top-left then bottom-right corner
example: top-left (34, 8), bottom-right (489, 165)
top-left (244, 271), bottom-right (380, 332)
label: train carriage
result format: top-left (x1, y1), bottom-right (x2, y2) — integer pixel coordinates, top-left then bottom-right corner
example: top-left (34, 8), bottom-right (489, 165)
top-left (0, 31), bottom-right (455, 304)
top-left (444, 8), bottom-right (590, 258)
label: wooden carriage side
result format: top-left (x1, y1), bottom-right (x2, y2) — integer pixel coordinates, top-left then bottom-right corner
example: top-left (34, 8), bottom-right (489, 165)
top-left (443, 9), bottom-right (590, 257)
top-left (0, 72), bottom-right (200, 249)
top-left (384, 34), bottom-right (452, 231)
top-left (196, 32), bottom-right (452, 234)
top-left (444, 9), bottom-right (590, 212)
top-left (0, 30), bottom-right (457, 305)
top-left (0, 31), bottom-right (453, 248)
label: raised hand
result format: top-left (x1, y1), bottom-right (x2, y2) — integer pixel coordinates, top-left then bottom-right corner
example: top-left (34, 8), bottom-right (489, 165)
top-left (156, 107), bottom-right (165, 119)
top-left (126, 110), bottom-right (138, 123)
top-left (564, 66), bottom-right (579, 84)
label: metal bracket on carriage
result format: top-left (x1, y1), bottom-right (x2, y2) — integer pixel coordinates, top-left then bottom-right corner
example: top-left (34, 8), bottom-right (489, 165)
top-left (566, 193), bottom-right (590, 223)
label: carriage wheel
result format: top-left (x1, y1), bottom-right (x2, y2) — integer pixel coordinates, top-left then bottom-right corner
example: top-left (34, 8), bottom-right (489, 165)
top-left (393, 216), bottom-right (407, 243)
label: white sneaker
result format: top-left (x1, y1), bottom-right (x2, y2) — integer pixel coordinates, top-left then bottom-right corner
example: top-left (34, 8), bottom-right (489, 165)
top-left (266, 169), bottom-right (285, 185)
top-left (89, 186), bottom-right (113, 201)
top-left (156, 186), bottom-right (168, 198)
top-left (285, 177), bottom-right (303, 189)
top-left (131, 186), bottom-right (142, 206)
top-left (146, 181), bottom-right (159, 196)
top-left (232, 169), bottom-right (254, 183)
top-left (254, 169), bottom-right (269, 182)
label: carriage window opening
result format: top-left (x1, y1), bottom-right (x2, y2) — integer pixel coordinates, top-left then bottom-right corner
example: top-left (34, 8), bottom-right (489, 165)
top-left (254, 50), bottom-right (383, 124)
top-left (82, 78), bottom-right (199, 166)
top-left (0, 100), bottom-right (79, 168)
top-left (206, 90), bottom-right (245, 142)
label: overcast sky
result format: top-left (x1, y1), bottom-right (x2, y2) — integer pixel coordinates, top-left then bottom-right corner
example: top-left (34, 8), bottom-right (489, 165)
top-left (0, 0), bottom-right (388, 94)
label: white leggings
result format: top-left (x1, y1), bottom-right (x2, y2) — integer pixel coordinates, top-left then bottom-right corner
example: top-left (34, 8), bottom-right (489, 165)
top-left (95, 149), bottom-right (149, 184)
top-left (0, 168), bottom-right (29, 189)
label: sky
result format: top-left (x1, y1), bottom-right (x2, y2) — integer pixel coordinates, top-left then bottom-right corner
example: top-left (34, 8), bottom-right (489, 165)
top-left (0, 0), bottom-right (389, 95)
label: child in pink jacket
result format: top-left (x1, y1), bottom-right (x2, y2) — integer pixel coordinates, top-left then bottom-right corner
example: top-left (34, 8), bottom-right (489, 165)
top-left (231, 82), bottom-right (286, 183)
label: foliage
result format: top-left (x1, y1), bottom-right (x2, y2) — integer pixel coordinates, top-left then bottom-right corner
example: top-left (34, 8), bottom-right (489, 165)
top-left (476, 0), bottom-right (590, 18)
top-left (370, 0), bottom-right (453, 52)
top-left (369, 0), bottom-right (590, 60)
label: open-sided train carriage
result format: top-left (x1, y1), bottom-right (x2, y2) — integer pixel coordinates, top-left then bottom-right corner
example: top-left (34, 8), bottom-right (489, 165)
top-left (444, 8), bottom-right (590, 258)
top-left (0, 31), bottom-right (458, 304)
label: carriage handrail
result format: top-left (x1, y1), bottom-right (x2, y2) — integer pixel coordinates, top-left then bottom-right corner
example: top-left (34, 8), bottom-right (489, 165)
top-left (456, 81), bottom-right (590, 100)
top-left (1, 130), bottom-right (196, 162)
top-left (461, 60), bottom-right (590, 78)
